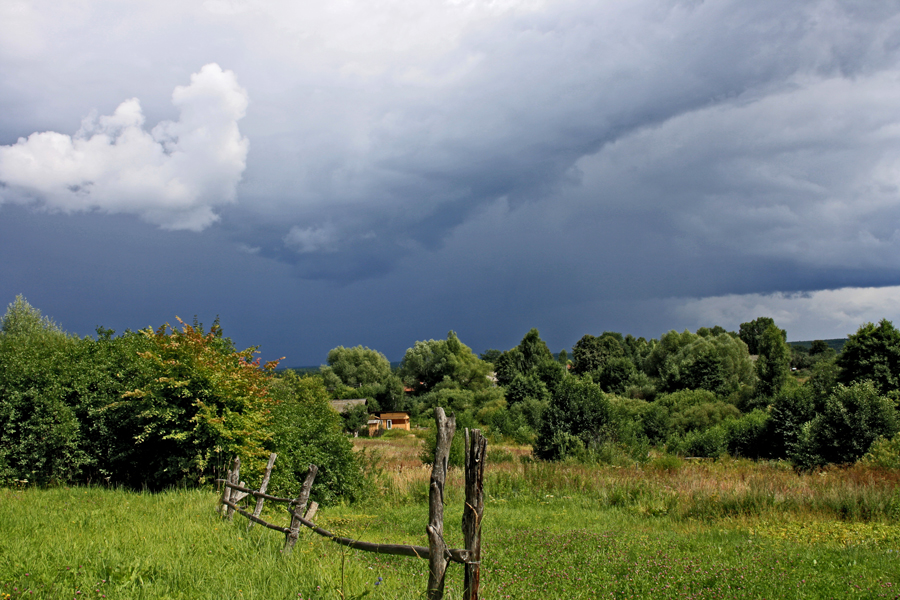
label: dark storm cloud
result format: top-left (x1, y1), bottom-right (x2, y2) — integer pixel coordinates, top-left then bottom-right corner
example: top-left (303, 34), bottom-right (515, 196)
top-left (3, 0), bottom-right (900, 361)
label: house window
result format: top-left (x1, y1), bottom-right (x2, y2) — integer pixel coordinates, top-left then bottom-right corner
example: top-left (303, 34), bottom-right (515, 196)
top-left (386, 420), bottom-right (392, 429)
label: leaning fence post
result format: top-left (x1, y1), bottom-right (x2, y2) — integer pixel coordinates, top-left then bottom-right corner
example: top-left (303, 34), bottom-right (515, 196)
top-left (220, 457), bottom-right (240, 518)
top-left (462, 428), bottom-right (487, 600)
top-left (284, 464), bottom-right (318, 552)
top-left (426, 407), bottom-right (456, 600)
top-left (248, 453), bottom-right (277, 530)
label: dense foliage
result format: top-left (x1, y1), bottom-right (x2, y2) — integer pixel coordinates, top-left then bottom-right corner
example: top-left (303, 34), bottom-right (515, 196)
top-left (4, 293), bottom-right (900, 492)
top-left (0, 297), bottom-right (363, 502)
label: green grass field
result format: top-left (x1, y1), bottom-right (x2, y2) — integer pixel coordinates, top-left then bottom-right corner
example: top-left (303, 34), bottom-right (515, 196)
top-left (2, 442), bottom-right (899, 599)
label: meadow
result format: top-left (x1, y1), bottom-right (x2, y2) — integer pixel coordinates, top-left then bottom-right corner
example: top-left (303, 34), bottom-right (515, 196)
top-left (1, 435), bottom-right (898, 599)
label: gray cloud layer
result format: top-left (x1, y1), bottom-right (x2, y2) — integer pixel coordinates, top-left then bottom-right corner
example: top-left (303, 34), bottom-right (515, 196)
top-left (2, 0), bottom-right (900, 362)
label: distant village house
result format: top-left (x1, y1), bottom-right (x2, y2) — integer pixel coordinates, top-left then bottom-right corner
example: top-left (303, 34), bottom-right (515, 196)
top-left (367, 411), bottom-right (411, 436)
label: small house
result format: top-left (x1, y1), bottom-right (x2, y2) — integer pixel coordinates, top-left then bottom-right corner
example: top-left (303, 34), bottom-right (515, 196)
top-left (367, 411), bottom-right (411, 436)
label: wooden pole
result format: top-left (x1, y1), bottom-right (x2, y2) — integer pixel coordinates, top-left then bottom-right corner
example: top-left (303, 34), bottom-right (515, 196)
top-left (284, 464), bottom-right (318, 552)
top-left (426, 407), bottom-right (456, 600)
top-left (462, 429), bottom-right (487, 600)
top-left (219, 457), bottom-right (240, 516)
top-left (304, 501), bottom-right (319, 521)
top-left (225, 457), bottom-right (241, 520)
top-left (248, 453), bottom-right (277, 530)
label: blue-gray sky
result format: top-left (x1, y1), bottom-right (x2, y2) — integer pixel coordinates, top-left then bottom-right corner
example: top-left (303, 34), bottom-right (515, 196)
top-left (3, 0), bottom-right (900, 365)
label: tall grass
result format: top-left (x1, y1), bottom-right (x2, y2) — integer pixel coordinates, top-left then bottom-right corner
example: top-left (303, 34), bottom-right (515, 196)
top-left (2, 440), bottom-right (898, 599)
top-left (0, 486), bottom-right (388, 600)
top-left (359, 436), bottom-right (900, 523)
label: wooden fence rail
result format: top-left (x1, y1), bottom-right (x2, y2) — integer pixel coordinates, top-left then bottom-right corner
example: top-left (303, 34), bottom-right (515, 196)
top-left (216, 407), bottom-right (485, 600)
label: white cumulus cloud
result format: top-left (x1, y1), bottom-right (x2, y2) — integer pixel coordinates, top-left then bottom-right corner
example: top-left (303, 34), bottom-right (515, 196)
top-left (0, 63), bottom-right (248, 230)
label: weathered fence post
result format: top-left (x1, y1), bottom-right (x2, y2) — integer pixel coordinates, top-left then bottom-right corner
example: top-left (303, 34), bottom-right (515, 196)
top-left (248, 453), bottom-right (277, 531)
top-left (427, 407), bottom-right (456, 600)
top-left (462, 428), bottom-right (487, 600)
top-left (223, 457), bottom-right (241, 520)
top-left (284, 464), bottom-right (318, 552)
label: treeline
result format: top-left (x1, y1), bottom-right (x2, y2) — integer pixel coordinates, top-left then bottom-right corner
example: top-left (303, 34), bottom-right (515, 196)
top-left (2, 295), bottom-right (899, 499)
top-left (0, 297), bottom-right (362, 502)
top-left (326, 319), bottom-right (899, 469)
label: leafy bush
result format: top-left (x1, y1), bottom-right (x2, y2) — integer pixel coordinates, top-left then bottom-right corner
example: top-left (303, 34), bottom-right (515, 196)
top-left (266, 372), bottom-right (365, 504)
top-left (655, 389), bottom-right (718, 411)
top-left (838, 319), bottom-right (900, 394)
top-left (0, 298), bottom-right (155, 485)
top-left (641, 402), bottom-right (672, 444)
top-left (723, 409), bottom-right (769, 459)
top-left (860, 433), bottom-right (900, 469)
top-left (670, 426), bottom-right (727, 458)
top-left (534, 377), bottom-right (613, 461)
top-left (672, 402), bottom-right (740, 433)
top-left (808, 381), bottom-right (899, 466)
top-left (766, 386), bottom-right (815, 461)
top-left (419, 420), bottom-right (465, 468)
top-left (109, 318), bottom-right (278, 489)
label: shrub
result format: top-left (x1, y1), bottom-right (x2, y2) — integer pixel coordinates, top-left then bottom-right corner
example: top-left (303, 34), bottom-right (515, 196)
top-left (109, 318), bottom-right (278, 489)
top-left (641, 402), bottom-right (672, 444)
top-left (860, 433), bottom-right (900, 469)
top-left (671, 426), bottom-right (727, 458)
top-left (767, 385), bottom-right (815, 461)
top-left (672, 402), bottom-right (741, 433)
top-left (808, 381), bottom-right (899, 465)
top-left (724, 409), bottom-right (769, 459)
top-left (655, 389), bottom-right (718, 411)
top-left (419, 421), bottom-right (465, 468)
top-left (534, 377), bottom-right (613, 461)
top-left (267, 372), bottom-right (365, 504)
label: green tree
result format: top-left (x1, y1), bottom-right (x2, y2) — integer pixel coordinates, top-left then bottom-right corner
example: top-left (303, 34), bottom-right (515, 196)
top-left (837, 319), bottom-right (900, 395)
top-left (809, 340), bottom-right (830, 356)
top-left (595, 356), bottom-right (636, 395)
top-left (808, 381), bottom-right (899, 465)
top-left (505, 372), bottom-right (550, 405)
top-left (267, 372), bottom-right (364, 504)
top-left (399, 331), bottom-right (492, 394)
top-left (767, 386), bottom-right (816, 461)
top-left (321, 345), bottom-right (392, 389)
top-left (494, 328), bottom-right (554, 387)
top-left (0, 295), bottom-right (65, 337)
top-left (651, 332), bottom-right (755, 396)
top-left (340, 402), bottom-right (371, 434)
top-left (479, 349), bottom-right (503, 365)
top-left (110, 318), bottom-right (279, 489)
top-left (320, 344), bottom-right (404, 411)
top-left (739, 317), bottom-right (778, 355)
top-left (755, 323), bottom-right (791, 399)
top-left (571, 333), bottom-right (625, 376)
top-left (534, 377), bottom-right (613, 461)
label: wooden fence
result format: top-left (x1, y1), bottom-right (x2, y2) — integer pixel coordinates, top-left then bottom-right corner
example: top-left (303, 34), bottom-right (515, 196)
top-left (217, 407), bottom-right (486, 600)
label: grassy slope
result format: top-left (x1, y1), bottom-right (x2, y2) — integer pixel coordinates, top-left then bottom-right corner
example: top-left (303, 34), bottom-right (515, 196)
top-left (1, 440), bottom-right (899, 599)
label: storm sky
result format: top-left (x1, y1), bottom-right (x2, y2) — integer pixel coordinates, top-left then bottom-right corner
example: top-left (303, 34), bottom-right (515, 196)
top-left (3, 0), bottom-right (900, 365)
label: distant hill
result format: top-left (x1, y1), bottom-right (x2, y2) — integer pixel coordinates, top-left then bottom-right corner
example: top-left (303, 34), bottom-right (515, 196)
top-left (788, 339), bottom-right (847, 353)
